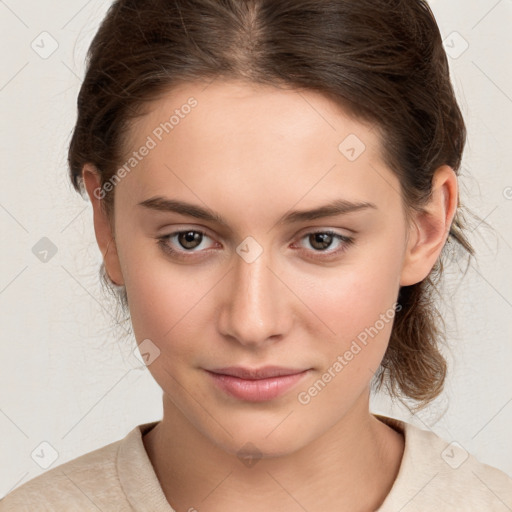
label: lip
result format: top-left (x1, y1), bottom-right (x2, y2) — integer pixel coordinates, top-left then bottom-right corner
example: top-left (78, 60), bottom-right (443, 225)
top-left (205, 366), bottom-right (311, 402)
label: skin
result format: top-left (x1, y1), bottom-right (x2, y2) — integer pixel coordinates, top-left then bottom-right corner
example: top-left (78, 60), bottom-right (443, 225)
top-left (82, 79), bottom-right (458, 512)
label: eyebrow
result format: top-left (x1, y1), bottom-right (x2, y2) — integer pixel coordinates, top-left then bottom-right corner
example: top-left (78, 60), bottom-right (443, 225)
top-left (137, 196), bottom-right (377, 227)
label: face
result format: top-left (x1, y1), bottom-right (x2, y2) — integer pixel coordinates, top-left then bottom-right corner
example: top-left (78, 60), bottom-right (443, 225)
top-left (86, 79), bottom-right (438, 457)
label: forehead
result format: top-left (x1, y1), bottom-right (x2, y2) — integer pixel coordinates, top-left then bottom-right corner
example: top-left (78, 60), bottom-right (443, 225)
top-left (127, 78), bottom-right (381, 152)
top-left (117, 79), bottom-right (400, 216)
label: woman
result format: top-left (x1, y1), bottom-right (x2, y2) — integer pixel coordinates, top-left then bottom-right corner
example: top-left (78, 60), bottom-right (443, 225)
top-left (2, 0), bottom-right (511, 510)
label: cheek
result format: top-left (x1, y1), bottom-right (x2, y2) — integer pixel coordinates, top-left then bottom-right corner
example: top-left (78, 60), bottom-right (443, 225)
top-left (127, 267), bottom-right (205, 344)
top-left (125, 272), bottom-right (210, 404)
top-left (115, 222), bottom-right (204, 336)
top-left (305, 249), bottom-right (402, 340)
top-left (297, 239), bottom-right (403, 385)
top-left (294, 270), bottom-right (400, 424)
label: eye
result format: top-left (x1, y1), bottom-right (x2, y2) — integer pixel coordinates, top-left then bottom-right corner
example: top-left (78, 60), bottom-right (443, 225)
top-left (156, 229), bottom-right (216, 258)
top-left (295, 230), bottom-right (355, 259)
top-left (156, 228), bottom-right (355, 261)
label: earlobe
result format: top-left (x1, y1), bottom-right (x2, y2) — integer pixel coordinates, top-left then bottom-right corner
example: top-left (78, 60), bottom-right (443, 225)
top-left (399, 165), bottom-right (458, 287)
top-left (82, 164), bottom-right (125, 286)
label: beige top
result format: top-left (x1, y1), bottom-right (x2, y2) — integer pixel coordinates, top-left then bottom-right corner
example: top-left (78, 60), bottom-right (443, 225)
top-left (2, 414), bottom-right (512, 511)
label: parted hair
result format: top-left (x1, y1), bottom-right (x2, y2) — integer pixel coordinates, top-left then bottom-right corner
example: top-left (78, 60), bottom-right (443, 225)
top-left (68, 0), bottom-right (477, 411)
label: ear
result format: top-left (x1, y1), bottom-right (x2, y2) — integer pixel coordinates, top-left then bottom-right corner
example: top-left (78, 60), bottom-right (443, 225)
top-left (82, 164), bottom-right (125, 286)
top-left (400, 165), bottom-right (458, 286)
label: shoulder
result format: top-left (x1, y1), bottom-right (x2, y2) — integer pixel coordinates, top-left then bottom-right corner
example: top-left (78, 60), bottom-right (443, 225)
top-left (376, 414), bottom-right (512, 511)
top-left (1, 431), bottom-right (128, 512)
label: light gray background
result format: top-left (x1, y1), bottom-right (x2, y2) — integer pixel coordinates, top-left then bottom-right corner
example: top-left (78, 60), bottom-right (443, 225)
top-left (1, 0), bottom-right (511, 497)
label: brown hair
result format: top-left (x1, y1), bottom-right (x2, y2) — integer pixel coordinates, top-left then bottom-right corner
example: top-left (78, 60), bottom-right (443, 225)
top-left (68, 0), bottom-right (481, 411)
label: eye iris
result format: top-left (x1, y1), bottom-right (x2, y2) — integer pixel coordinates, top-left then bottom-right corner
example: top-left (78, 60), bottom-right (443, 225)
top-left (309, 233), bottom-right (333, 251)
top-left (178, 231), bottom-right (202, 249)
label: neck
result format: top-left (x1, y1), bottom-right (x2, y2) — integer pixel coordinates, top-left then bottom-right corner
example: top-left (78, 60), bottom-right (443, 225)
top-left (143, 391), bottom-right (404, 512)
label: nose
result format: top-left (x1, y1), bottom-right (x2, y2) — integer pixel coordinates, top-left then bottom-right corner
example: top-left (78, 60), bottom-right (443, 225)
top-left (217, 244), bottom-right (291, 348)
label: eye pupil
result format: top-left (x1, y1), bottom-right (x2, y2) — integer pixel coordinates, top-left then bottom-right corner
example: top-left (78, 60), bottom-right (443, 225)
top-left (179, 231), bottom-right (202, 249)
top-left (310, 233), bottom-right (333, 250)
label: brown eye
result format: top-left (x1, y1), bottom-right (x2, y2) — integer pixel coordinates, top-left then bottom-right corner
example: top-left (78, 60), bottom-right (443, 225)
top-left (308, 232), bottom-right (334, 251)
top-left (296, 230), bottom-right (355, 259)
top-left (177, 231), bottom-right (203, 249)
top-left (157, 229), bottom-right (215, 258)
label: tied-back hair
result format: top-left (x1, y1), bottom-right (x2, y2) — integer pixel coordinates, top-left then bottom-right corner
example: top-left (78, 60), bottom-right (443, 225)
top-left (68, 0), bottom-right (483, 411)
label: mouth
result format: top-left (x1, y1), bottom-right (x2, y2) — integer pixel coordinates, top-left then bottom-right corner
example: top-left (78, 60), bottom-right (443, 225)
top-left (205, 366), bottom-right (311, 402)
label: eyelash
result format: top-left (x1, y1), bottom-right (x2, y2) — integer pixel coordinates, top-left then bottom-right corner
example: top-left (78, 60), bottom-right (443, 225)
top-left (156, 229), bottom-right (355, 261)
